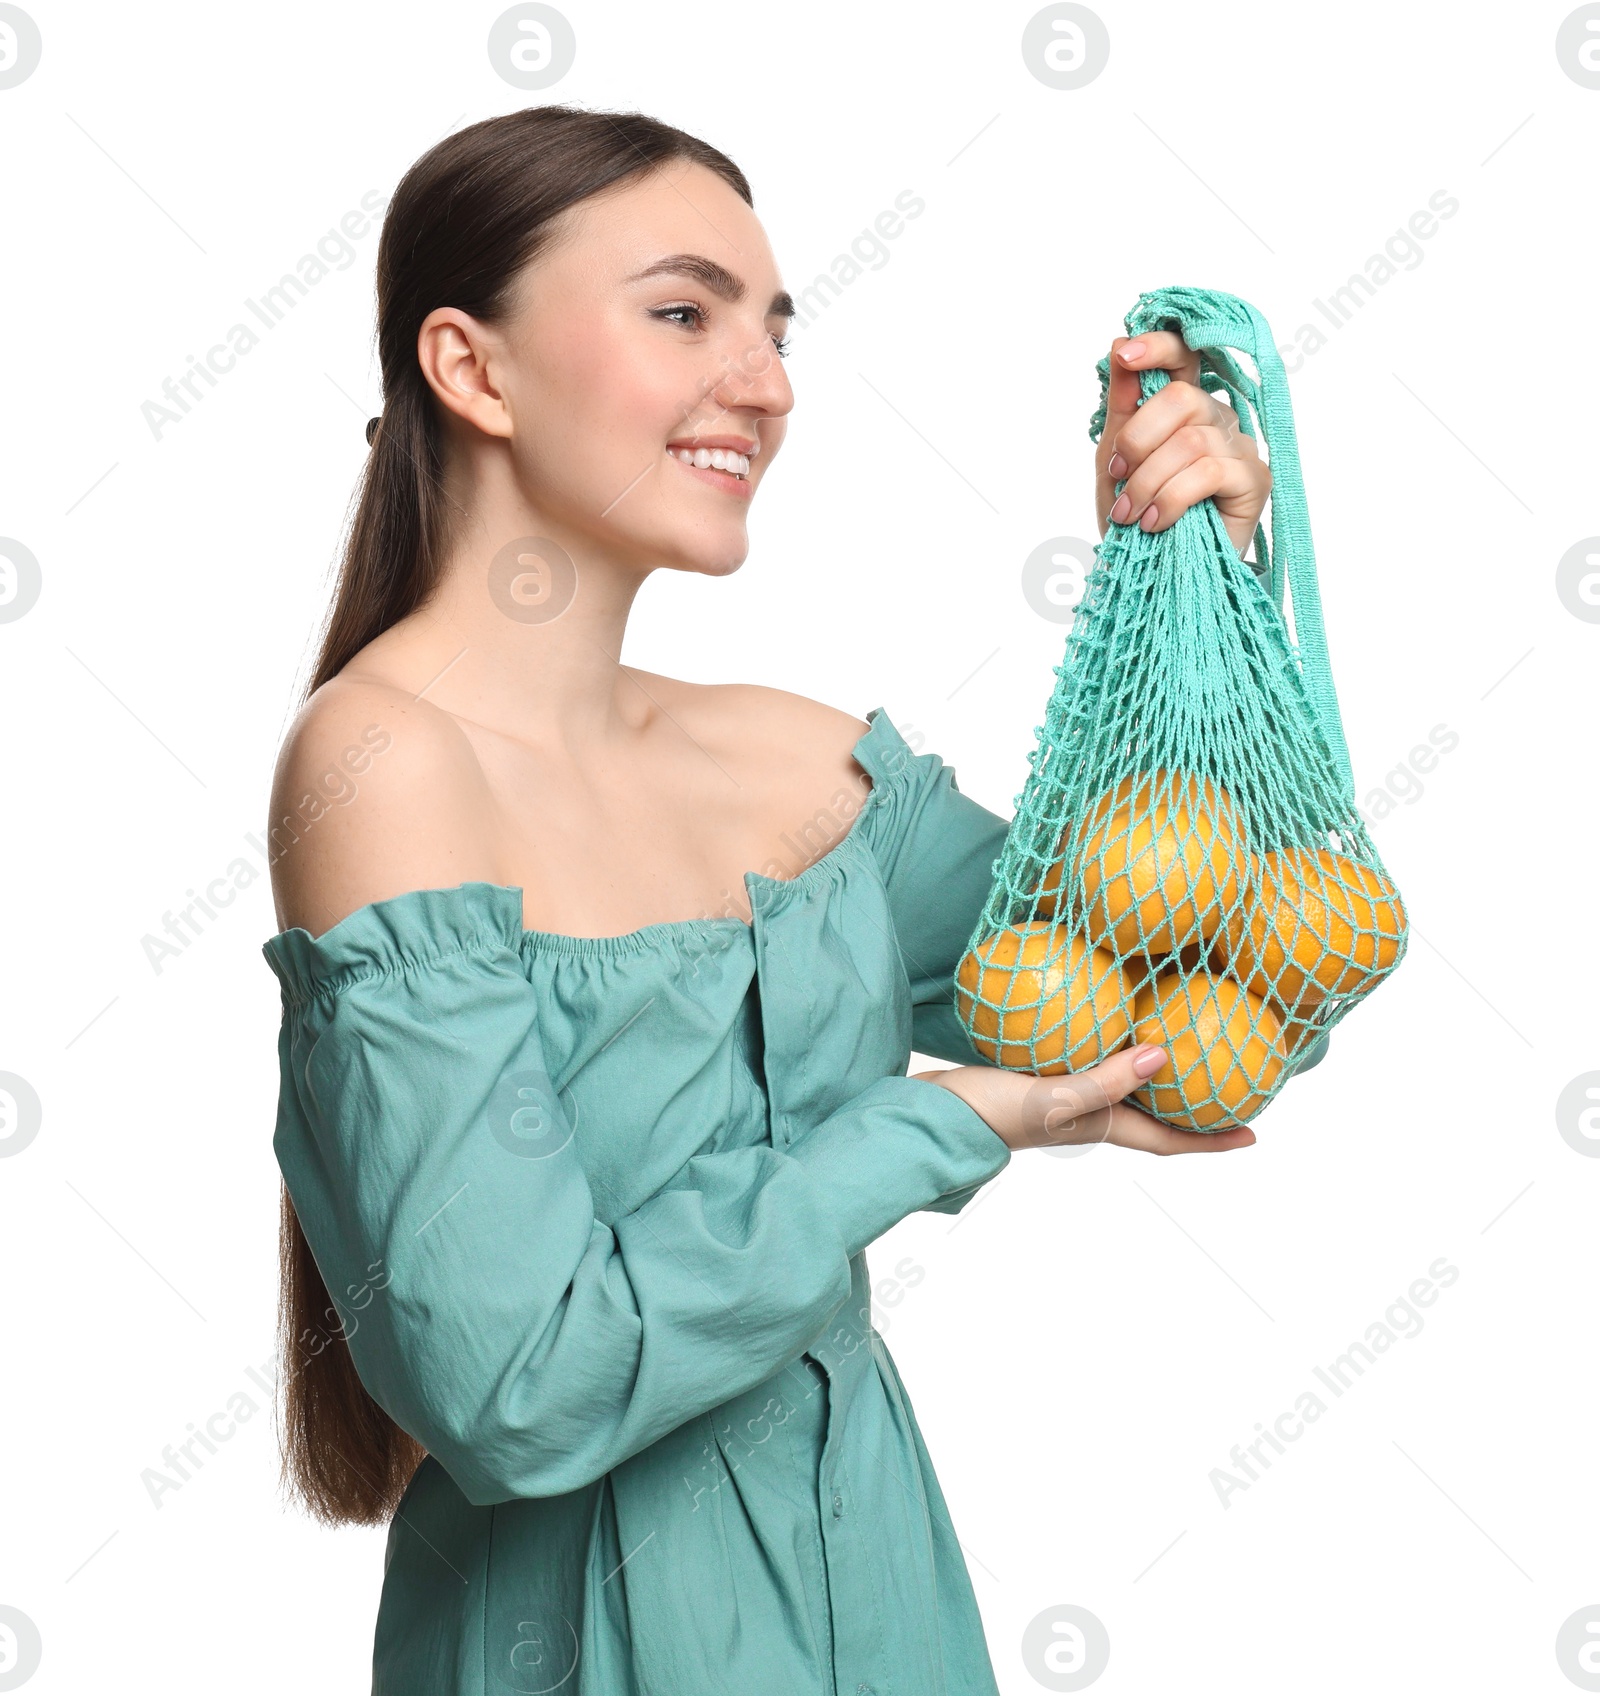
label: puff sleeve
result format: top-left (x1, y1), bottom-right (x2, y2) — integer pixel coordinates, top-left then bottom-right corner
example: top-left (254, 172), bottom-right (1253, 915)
top-left (863, 731), bottom-right (1012, 1070)
top-left (262, 883), bottom-right (1008, 1507)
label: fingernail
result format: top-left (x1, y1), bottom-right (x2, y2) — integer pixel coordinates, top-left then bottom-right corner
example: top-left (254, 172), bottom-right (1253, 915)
top-left (1139, 503), bottom-right (1158, 531)
top-left (1121, 341), bottom-right (1145, 362)
top-left (1107, 452), bottom-right (1128, 478)
top-left (1110, 493), bottom-right (1131, 523)
top-left (1132, 1044), bottom-right (1167, 1078)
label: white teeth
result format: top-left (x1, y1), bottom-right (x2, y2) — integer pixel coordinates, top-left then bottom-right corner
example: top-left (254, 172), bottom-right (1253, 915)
top-left (669, 446), bottom-right (749, 477)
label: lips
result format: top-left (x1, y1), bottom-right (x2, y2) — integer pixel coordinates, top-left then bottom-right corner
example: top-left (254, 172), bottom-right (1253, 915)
top-left (668, 446), bottom-right (749, 478)
top-left (667, 448), bottom-right (754, 500)
top-left (665, 436), bottom-right (760, 458)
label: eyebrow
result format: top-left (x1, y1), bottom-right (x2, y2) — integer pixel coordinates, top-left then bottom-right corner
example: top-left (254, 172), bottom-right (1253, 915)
top-left (624, 253), bottom-right (795, 321)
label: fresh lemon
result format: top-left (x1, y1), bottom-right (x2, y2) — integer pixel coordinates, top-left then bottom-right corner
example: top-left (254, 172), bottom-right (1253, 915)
top-left (1040, 770), bottom-right (1247, 958)
top-left (1212, 845), bottom-right (1406, 1013)
top-left (956, 921), bottom-right (1136, 1074)
top-left (1130, 968), bottom-right (1285, 1129)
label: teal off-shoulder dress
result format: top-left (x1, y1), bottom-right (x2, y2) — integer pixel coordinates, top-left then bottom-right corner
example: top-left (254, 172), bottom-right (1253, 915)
top-left (261, 707), bottom-right (1018, 1696)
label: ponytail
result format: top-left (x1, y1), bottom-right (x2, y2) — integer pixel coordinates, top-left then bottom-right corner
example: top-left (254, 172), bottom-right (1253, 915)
top-left (278, 104), bottom-right (753, 1524)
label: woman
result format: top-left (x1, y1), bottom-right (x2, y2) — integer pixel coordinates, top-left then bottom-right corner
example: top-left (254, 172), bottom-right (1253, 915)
top-left (263, 104), bottom-right (1270, 1696)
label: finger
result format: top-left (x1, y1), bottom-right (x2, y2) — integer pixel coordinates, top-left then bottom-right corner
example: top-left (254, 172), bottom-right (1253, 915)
top-left (1109, 427), bottom-right (1258, 527)
top-left (1113, 329), bottom-right (1202, 387)
top-left (1146, 451), bottom-right (1269, 535)
top-left (1015, 1043), bottom-right (1167, 1148)
top-left (1108, 380), bottom-right (1238, 478)
top-left (1021, 1057), bottom-right (1260, 1153)
top-left (1024, 1044), bottom-right (1160, 1153)
top-left (1120, 456), bottom-right (1269, 537)
top-left (1099, 336), bottom-right (1145, 463)
top-left (1099, 339), bottom-right (1214, 490)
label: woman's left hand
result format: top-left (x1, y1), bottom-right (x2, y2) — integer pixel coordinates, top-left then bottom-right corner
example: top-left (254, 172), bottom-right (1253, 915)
top-left (1095, 332), bottom-right (1271, 557)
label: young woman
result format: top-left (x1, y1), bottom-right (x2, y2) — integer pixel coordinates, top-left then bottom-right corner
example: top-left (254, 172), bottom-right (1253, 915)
top-left (263, 104), bottom-right (1270, 1696)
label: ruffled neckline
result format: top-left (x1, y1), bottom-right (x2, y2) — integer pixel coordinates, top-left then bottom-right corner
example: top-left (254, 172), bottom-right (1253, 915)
top-left (262, 705), bottom-right (911, 1000)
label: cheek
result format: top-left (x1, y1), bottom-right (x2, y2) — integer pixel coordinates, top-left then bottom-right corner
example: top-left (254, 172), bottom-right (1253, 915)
top-left (519, 352), bottom-right (670, 499)
top-left (555, 345), bottom-right (702, 484)
top-left (557, 310), bottom-right (685, 419)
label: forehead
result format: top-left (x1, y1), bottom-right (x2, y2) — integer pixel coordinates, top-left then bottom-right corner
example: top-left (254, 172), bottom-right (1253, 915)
top-left (548, 160), bottom-right (782, 296)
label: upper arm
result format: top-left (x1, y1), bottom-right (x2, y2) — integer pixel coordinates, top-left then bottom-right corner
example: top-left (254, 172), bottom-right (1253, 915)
top-left (869, 738), bottom-right (1013, 1068)
top-left (266, 678), bottom-right (499, 939)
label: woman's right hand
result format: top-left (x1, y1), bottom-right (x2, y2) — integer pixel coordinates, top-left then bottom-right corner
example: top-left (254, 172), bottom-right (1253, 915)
top-left (911, 1044), bottom-right (1259, 1155)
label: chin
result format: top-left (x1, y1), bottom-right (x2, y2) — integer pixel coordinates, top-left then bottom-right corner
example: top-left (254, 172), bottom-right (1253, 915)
top-left (657, 532), bottom-right (752, 577)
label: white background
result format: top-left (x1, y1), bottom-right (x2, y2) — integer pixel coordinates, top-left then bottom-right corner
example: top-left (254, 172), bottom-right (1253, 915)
top-left (1, 1), bottom-right (1593, 1691)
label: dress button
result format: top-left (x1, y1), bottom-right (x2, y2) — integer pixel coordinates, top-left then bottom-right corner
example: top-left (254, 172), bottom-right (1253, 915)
top-left (831, 1491), bottom-right (844, 1518)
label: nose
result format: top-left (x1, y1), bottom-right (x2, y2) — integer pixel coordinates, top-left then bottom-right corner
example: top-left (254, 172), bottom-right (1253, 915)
top-left (709, 329), bottom-right (793, 424)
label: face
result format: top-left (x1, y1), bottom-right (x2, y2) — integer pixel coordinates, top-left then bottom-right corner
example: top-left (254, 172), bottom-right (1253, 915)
top-left (421, 159), bottom-right (795, 578)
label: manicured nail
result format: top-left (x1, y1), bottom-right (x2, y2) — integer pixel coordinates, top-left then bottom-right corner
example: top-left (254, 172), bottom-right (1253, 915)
top-left (1107, 452), bottom-right (1128, 478)
top-left (1139, 503), bottom-right (1158, 531)
top-left (1110, 493), bottom-right (1131, 523)
top-left (1132, 1044), bottom-right (1167, 1077)
top-left (1120, 341), bottom-right (1146, 362)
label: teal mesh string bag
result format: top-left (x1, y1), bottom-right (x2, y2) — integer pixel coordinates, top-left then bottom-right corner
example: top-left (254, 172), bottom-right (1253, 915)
top-left (954, 286), bottom-right (1408, 1131)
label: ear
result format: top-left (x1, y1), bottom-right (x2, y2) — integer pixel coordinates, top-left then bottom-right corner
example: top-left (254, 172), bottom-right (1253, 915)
top-left (416, 307), bottom-right (513, 441)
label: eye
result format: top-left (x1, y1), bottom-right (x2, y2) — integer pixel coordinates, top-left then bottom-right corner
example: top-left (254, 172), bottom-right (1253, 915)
top-left (652, 303), bottom-right (792, 360)
top-left (653, 303), bottom-right (706, 331)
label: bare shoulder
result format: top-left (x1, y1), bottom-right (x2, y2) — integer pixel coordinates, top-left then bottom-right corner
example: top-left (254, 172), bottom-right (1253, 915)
top-left (631, 670), bottom-right (870, 771)
top-left (267, 674), bottom-right (497, 938)
top-left (727, 684), bottom-right (872, 762)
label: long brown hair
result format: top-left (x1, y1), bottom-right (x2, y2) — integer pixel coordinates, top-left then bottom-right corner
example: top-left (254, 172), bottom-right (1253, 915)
top-left (279, 104), bottom-right (753, 1526)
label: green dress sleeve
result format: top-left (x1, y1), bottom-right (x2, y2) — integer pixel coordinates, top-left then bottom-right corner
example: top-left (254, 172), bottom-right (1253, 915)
top-left (263, 883), bottom-right (1008, 1508)
top-left (854, 728), bottom-right (1015, 1218)
top-left (864, 730), bottom-right (1011, 1071)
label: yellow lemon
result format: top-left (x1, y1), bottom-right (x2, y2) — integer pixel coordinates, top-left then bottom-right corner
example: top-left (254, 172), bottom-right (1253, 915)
top-left (956, 921), bottom-right (1136, 1074)
top-left (1034, 774), bottom-right (1138, 919)
top-left (1130, 968), bottom-right (1285, 1129)
top-left (1213, 845), bottom-right (1406, 1013)
top-left (1046, 770), bottom-right (1246, 958)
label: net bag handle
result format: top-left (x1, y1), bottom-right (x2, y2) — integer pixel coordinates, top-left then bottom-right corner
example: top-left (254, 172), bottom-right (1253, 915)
top-left (1088, 286), bottom-right (1355, 800)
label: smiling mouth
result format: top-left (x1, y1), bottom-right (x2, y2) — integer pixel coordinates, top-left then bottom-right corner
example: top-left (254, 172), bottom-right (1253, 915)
top-left (665, 447), bottom-right (755, 498)
top-left (666, 445), bottom-right (750, 481)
